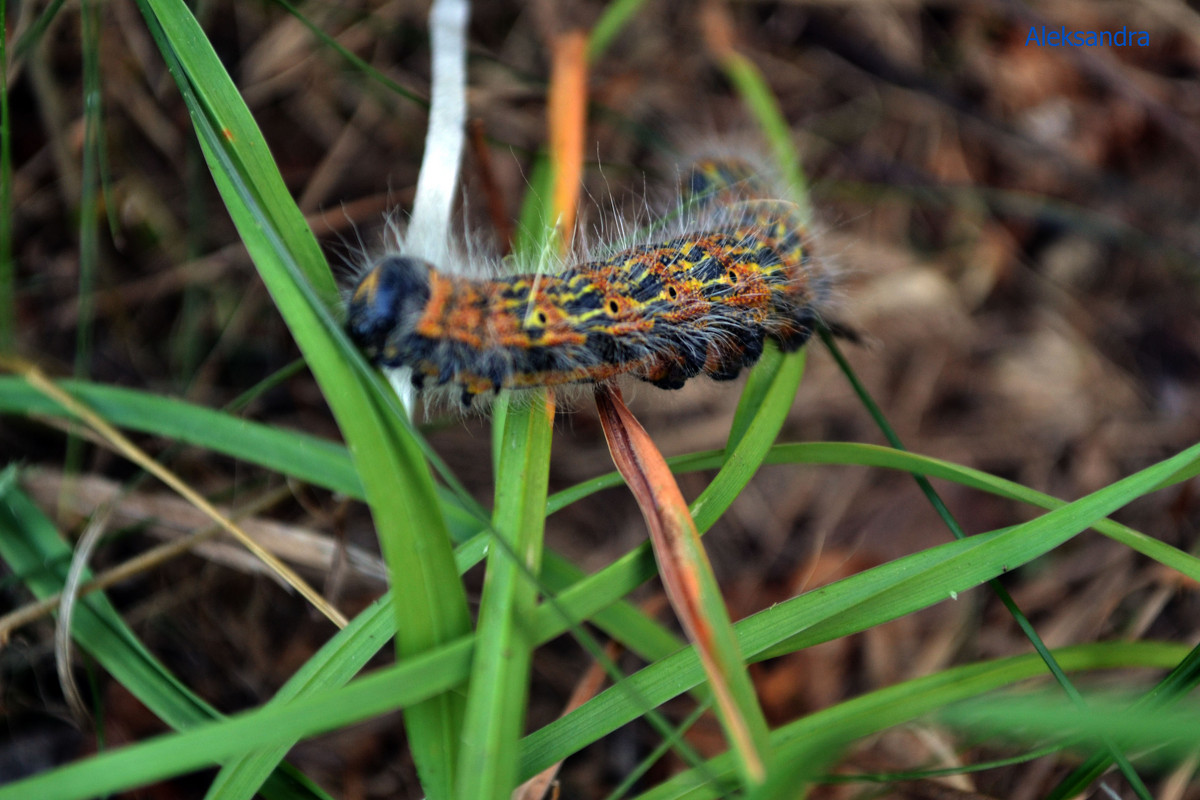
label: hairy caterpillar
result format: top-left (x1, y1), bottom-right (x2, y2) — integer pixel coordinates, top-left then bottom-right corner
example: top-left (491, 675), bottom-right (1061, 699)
top-left (345, 158), bottom-right (834, 406)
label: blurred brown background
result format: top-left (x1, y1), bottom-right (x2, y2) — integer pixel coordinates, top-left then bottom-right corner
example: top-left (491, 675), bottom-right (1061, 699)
top-left (4, 1), bottom-right (1200, 797)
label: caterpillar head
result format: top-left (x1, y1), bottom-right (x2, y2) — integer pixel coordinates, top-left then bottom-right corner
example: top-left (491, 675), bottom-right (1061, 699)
top-left (345, 254), bottom-right (433, 365)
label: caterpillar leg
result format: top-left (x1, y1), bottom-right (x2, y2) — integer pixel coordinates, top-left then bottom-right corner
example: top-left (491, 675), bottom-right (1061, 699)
top-left (645, 351), bottom-right (705, 390)
top-left (703, 324), bottom-right (767, 381)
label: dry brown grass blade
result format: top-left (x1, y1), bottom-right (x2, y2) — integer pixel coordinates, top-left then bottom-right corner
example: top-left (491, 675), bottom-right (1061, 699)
top-left (23, 470), bottom-right (385, 586)
top-left (0, 356), bottom-right (349, 628)
top-left (51, 194), bottom-right (399, 328)
top-left (513, 639), bottom-right (620, 800)
top-left (594, 384), bottom-right (767, 785)
top-left (0, 482), bottom-right (294, 644)
top-left (55, 498), bottom-right (117, 724)
top-left (467, 118), bottom-right (514, 253)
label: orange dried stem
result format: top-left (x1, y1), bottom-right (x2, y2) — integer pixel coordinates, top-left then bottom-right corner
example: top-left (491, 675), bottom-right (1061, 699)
top-left (547, 30), bottom-right (588, 246)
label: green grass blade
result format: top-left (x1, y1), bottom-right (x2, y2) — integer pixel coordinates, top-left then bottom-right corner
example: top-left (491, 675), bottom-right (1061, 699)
top-left (0, 377), bottom-right (362, 496)
top-left (133, 0), bottom-right (334, 299)
top-left (539, 550), bottom-right (685, 662)
top-left (0, 374), bottom-right (699, 720)
top-left (132, 0), bottom-right (471, 792)
top-left (204, 537), bottom-right (488, 800)
top-left (588, 0), bottom-right (651, 62)
top-left (943, 691), bottom-right (1200, 766)
top-left (694, 346), bottom-right (806, 530)
top-left (529, 355), bottom-right (811, 669)
top-left (741, 736), bottom-right (844, 800)
top-left (757, 447), bottom-right (1200, 659)
top-left (12, 0), bottom-right (69, 62)
top-left (0, 468), bottom-right (332, 800)
top-left (531, 432), bottom-right (1200, 726)
top-left (0, 574), bottom-right (1184, 800)
top-left (202, 596), bottom-right (398, 800)
top-left (203, 531), bottom-right (682, 800)
top-left (10, 429), bottom-right (1193, 800)
top-left (0, 377), bottom-right (489, 542)
top-left (715, 40), bottom-right (809, 225)
top-left (818, 327), bottom-right (1159, 796)
top-left (541, 441), bottom-right (1200, 637)
top-left (0, 374), bottom-right (691, 668)
top-left (0, 638), bottom-right (476, 800)
top-left (724, 344), bottom-right (790, 453)
top-left (1045, 642), bottom-right (1200, 799)
top-left (455, 69), bottom-right (583, 789)
top-left (456, 391), bottom-right (554, 799)
top-left (269, 0), bottom-right (427, 107)
top-left (0, 468), bottom-right (214, 726)
top-left (518, 440), bottom-right (1200, 776)
top-left (635, 641), bottom-right (1189, 800)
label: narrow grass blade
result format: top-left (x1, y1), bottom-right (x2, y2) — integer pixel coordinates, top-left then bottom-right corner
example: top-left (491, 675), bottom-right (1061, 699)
top-left (533, 438), bottom-right (1200, 679)
top-left (0, 376), bottom-right (363, 495)
top-left (547, 440), bottom-right (1200, 583)
top-left (539, 551), bottom-right (685, 662)
top-left (74, 0), bottom-right (103, 379)
top-left (944, 693), bottom-right (1200, 765)
top-left (634, 641), bottom-right (1189, 800)
top-left (0, 468), bottom-right (215, 726)
top-left (204, 537), bottom-right (489, 800)
top-left (456, 31), bottom-right (585, 795)
top-left (588, 0), bottom-right (650, 62)
top-left (0, 376), bottom-right (488, 542)
top-left (4, 358), bottom-right (346, 625)
top-left (741, 737), bottom-right (844, 800)
top-left (1045, 643), bottom-right (1200, 799)
top-left (818, 327), bottom-right (1157, 797)
top-left (456, 391), bottom-right (555, 799)
top-left (700, 3), bottom-right (808, 224)
top-left (268, 0), bottom-right (427, 108)
top-left (0, 582), bottom-right (1184, 800)
top-left (204, 538), bottom-right (682, 800)
top-left (0, 637), bottom-right (476, 800)
top-left (5, 461), bottom-right (1193, 800)
top-left (0, 374), bottom-right (695, 671)
top-left (723, 344), bottom-right (793, 453)
top-left (0, 469), bottom-right (332, 800)
top-left (132, 0), bottom-right (472, 793)
top-left (693, 346), bottom-right (806, 530)
top-left (596, 386), bottom-right (770, 787)
top-left (529, 353), bottom-right (810, 700)
top-left (11, 0), bottom-right (69, 62)
top-left (518, 439), bottom-right (1200, 777)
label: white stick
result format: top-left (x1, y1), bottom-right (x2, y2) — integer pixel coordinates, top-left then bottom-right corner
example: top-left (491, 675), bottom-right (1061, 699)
top-left (407, 0), bottom-right (470, 269)
top-left (384, 0), bottom-right (470, 416)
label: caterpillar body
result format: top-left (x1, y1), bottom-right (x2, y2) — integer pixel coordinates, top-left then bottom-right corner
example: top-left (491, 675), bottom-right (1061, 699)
top-left (345, 159), bottom-right (833, 406)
